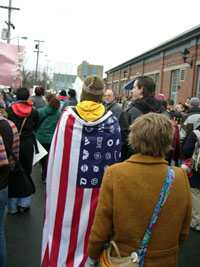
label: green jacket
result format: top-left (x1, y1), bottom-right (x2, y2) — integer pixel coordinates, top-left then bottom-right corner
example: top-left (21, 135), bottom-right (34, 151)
top-left (36, 105), bottom-right (61, 144)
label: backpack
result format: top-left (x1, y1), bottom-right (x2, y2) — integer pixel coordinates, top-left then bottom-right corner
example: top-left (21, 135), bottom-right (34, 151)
top-left (191, 130), bottom-right (200, 173)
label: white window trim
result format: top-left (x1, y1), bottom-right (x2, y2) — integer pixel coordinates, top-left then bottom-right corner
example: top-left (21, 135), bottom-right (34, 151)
top-left (144, 70), bottom-right (160, 76)
top-left (179, 68), bottom-right (186, 82)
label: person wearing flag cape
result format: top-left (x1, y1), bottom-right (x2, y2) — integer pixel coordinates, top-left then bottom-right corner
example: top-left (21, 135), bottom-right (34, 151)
top-left (41, 75), bottom-right (122, 267)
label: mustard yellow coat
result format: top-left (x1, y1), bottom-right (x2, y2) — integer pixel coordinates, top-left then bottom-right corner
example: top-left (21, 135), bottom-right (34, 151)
top-left (88, 154), bottom-right (192, 267)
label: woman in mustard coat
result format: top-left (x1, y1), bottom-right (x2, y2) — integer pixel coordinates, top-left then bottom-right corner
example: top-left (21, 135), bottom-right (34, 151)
top-left (87, 113), bottom-right (192, 267)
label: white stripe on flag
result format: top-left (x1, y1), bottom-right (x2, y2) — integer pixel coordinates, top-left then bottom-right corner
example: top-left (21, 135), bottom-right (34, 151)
top-left (57, 119), bottom-right (83, 266)
top-left (41, 112), bottom-right (68, 263)
top-left (48, 113), bottom-right (67, 252)
top-left (74, 189), bottom-right (92, 267)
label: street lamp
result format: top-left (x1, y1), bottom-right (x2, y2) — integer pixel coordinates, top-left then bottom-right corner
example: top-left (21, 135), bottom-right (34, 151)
top-left (10, 36), bottom-right (28, 41)
top-left (181, 48), bottom-right (193, 68)
top-left (10, 36), bottom-right (28, 48)
top-left (10, 36), bottom-right (28, 49)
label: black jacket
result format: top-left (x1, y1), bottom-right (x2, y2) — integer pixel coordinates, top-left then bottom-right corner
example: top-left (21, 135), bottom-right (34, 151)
top-left (183, 126), bottom-right (200, 188)
top-left (182, 107), bottom-right (200, 123)
top-left (125, 96), bottom-right (163, 125)
top-left (121, 96), bottom-right (163, 161)
top-left (7, 101), bottom-right (39, 175)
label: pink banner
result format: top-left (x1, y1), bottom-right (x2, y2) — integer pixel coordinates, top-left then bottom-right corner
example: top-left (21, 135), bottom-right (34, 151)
top-left (0, 42), bottom-right (25, 88)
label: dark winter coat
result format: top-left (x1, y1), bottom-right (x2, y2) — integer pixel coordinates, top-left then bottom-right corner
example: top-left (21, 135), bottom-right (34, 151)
top-left (182, 107), bottom-right (200, 123)
top-left (183, 126), bottom-right (200, 188)
top-left (29, 95), bottom-right (46, 110)
top-left (125, 96), bottom-right (163, 125)
top-left (121, 96), bottom-right (163, 161)
top-left (61, 98), bottom-right (78, 112)
top-left (7, 100), bottom-right (39, 175)
top-left (105, 100), bottom-right (122, 120)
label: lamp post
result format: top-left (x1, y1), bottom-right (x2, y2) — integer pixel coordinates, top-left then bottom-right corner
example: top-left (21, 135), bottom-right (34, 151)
top-left (34, 40), bottom-right (44, 85)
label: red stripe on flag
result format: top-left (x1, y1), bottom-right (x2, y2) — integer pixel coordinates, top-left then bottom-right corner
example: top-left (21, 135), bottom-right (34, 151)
top-left (66, 187), bottom-right (84, 267)
top-left (41, 243), bottom-right (49, 267)
top-left (53, 111), bottom-right (65, 153)
top-left (42, 109), bottom-right (64, 266)
top-left (50, 114), bottom-right (75, 266)
top-left (80, 188), bottom-right (100, 267)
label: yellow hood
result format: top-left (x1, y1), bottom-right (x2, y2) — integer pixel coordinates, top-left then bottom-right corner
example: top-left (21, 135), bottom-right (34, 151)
top-left (76, 101), bottom-right (105, 122)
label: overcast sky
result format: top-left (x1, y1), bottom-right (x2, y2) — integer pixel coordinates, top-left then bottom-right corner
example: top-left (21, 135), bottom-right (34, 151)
top-left (0, 0), bottom-right (200, 76)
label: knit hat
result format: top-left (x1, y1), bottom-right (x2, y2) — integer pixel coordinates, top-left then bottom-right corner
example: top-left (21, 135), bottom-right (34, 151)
top-left (80, 75), bottom-right (104, 102)
top-left (35, 86), bottom-right (45, 96)
top-left (60, 90), bottom-right (67, 97)
top-left (190, 97), bottom-right (200, 107)
top-left (68, 89), bottom-right (76, 98)
top-left (155, 93), bottom-right (165, 99)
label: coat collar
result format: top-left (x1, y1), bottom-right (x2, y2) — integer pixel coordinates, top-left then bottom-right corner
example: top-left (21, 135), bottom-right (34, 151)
top-left (126, 154), bottom-right (168, 165)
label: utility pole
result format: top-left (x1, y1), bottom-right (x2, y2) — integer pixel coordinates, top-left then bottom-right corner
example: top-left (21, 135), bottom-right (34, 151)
top-left (0, 0), bottom-right (20, 43)
top-left (44, 55), bottom-right (50, 90)
top-left (34, 40), bottom-right (44, 85)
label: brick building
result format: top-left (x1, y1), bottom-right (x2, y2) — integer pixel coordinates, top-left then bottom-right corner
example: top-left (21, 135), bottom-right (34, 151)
top-left (105, 24), bottom-right (200, 105)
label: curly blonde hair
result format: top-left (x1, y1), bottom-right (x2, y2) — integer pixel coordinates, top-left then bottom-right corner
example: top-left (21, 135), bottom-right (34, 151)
top-left (128, 113), bottom-right (174, 156)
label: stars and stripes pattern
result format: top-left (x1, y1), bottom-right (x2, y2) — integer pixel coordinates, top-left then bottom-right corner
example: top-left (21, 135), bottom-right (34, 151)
top-left (41, 107), bottom-right (121, 267)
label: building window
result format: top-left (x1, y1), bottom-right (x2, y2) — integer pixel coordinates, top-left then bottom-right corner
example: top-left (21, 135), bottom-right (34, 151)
top-left (196, 67), bottom-right (200, 99)
top-left (179, 69), bottom-right (186, 82)
top-left (72, 76), bottom-right (76, 83)
top-left (88, 67), bottom-right (92, 75)
top-left (107, 83), bottom-right (111, 89)
top-left (93, 67), bottom-right (96, 74)
top-left (61, 75), bottom-right (64, 82)
top-left (66, 76), bottom-right (70, 82)
top-left (56, 75), bottom-right (59, 81)
top-left (113, 82), bottom-right (119, 95)
top-left (148, 74), bottom-right (154, 80)
top-left (83, 65), bottom-right (87, 78)
top-left (121, 80), bottom-right (127, 97)
top-left (155, 73), bottom-right (159, 95)
top-left (170, 69), bottom-right (180, 106)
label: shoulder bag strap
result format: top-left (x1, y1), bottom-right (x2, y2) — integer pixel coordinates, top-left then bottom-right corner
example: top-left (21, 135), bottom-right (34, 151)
top-left (19, 117), bottom-right (27, 136)
top-left (137, 166), bottom-right (175, 266)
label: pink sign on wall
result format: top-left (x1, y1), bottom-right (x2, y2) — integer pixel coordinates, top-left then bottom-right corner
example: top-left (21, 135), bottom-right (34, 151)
top-left (0, 42), bottom-right (25, 88)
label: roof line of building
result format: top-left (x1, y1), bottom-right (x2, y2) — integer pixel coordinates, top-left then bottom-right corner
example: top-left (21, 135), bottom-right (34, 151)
top-left (106, 24), bottom-right (200, 74)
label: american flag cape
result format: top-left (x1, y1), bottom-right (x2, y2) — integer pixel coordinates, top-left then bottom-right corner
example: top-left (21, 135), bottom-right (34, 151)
top-left (41, 107), bottom-right (121, 267)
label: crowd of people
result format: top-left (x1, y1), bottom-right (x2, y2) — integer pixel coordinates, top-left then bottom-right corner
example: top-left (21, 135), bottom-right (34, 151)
top-left (0, 74), bottom-right (199, 267)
